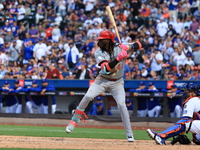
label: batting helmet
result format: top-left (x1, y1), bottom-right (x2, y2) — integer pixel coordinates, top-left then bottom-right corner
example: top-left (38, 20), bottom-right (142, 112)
top-left (97, 31), bottom-right (115, 42)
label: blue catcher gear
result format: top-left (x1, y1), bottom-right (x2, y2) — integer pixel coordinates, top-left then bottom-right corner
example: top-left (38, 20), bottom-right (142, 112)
top-left (147, 118), bottom-right (193, 145)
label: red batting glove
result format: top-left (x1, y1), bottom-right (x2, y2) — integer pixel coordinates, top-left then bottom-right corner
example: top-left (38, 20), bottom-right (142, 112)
top-left (119, 44), bottom-right (129, 51)
top-left (116, 50), bottom-right (128, 61)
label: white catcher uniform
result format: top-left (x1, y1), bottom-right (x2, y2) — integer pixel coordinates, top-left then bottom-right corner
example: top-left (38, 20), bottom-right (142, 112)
top-left (183, 97), bottom-right (200, 140)
top-left (77, 46), bottom-right (133, 139)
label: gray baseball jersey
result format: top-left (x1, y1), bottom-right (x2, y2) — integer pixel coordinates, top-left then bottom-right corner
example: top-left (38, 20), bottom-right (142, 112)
top-left (77, 45), bottom-right (133, 139)
top-left (95, 46), bottom-right (125, 79)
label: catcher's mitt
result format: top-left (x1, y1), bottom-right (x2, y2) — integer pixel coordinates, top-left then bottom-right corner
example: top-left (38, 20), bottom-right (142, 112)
top-left (171, 135), bottom-right (191, 145)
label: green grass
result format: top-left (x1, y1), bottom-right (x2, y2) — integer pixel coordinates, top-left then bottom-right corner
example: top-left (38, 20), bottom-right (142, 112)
top-left (0, 124), bottom-right (193, 150)
top-left (0, 124), bottom-right (150, 140)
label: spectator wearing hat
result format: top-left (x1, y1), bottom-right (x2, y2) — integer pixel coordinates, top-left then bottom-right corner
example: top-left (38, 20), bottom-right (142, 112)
top-left (184, 52), bottom-right (195, 66)
top-left (30, 70), bottom-right (38, 79)
top-left (4, 28), bottom-right (14, 43)
top-left (2, 81), bottom-right (17, 113)
top-left (88, 96), bottom-right (112, 116)
top-left (29, 24), bottom-right (39, 39)
top-left (33, 38), bottom-right (48, 60)
top-left (39, 72), bottom-right (46, 79)
top-left (147, 82), bottom-right (161, 117)
top-left (161, 84), bottom-right (182, 118)
top-left (8, 3), bottom-right (18, 18)
top-left (167, 71), bottom-right (177, 80)
top-left (61, 66), bottom-right (70, 79)
top-left (35, 4), bottom-right (45, 24)
top-left (129, 82), bottom-right (148, 117)
top-left (41, 79), bottom-right (56, 114)
top-left (55, 13), bottom-right (63, 26)
top-left (150, 48), bottom-right (163, 76)
top-left (45, 24), bottom-right (54, 40)
top-left (63, 42), bottom-right (79, 70)
top-left (46, 63), bottom-right (61, 79)
top-left (26, 80), bottom-right (43, 114)
top-left (125, 99), bottom-right (134, 111)
top-left (156, 17), bottom-right (168, 37)
top-left (9, 80), bottom-right (28, 113)
top-left (52, 23), bottom-right (61, 42)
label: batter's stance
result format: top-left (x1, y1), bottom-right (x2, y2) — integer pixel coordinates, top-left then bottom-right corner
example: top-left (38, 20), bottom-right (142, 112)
top-left (66, 30), bottom-right (144, 142)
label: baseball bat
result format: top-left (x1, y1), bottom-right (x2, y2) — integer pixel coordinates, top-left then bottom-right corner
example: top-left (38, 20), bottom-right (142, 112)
top-left (106, 6), bottom-right (121, 44)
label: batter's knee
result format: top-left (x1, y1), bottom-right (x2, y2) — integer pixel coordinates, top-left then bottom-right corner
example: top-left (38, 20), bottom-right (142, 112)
top-left (83, 94), bottom-right (95, 102)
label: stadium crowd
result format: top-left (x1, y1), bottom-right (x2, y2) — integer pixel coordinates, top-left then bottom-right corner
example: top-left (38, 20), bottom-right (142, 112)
top-left (0, 0), bottom-right (199, 80)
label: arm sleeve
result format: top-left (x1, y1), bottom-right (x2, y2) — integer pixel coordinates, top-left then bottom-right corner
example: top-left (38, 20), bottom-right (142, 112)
top-left (99, 59), bottom-right (119, 73)
top-left (46, 85), bottom-right (55, 91)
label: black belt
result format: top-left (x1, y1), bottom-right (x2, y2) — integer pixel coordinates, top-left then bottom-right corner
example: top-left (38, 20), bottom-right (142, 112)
top-left (101, 76), bottom-right (122, 81)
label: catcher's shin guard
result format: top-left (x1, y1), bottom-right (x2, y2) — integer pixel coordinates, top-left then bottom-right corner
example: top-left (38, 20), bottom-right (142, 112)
top-left (157, 118), bottom-right (192, 139)
top-left (66, 107), bottom-right (88, 133)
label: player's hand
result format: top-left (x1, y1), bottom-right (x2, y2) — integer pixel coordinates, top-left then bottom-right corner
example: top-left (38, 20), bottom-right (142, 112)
top-left (132, 41), bottom-right (145, 50)
top-left (116, 50), bottom-right (128, 61)
top-left (119, 44), bottom-right (129, 51)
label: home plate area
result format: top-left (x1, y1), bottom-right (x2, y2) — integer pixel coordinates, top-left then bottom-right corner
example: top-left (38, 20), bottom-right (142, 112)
top-left (0, 136), bottom-right (199, 150)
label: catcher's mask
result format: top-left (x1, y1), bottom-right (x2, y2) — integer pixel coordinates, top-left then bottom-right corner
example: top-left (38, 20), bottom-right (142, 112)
top-left (182, 82), bottom-right (200, 98)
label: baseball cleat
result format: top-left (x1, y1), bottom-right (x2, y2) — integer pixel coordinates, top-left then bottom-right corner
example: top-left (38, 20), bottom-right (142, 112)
top-left (66, 120), bottom-right (77, 133)
top-left (146, 129), bottom-right (165, 145)
top-left (127, 135), bottom-right (134, 142)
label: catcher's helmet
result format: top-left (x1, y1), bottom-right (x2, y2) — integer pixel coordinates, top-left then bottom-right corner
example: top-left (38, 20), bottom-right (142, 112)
top-left (97, 31), bottom-right (115, 42)
top-left (183, 82), bottom-right (200, 95)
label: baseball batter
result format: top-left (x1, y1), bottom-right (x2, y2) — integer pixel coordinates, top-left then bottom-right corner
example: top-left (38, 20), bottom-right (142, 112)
top-left (147, 82), bottom-right (200, 145)
top-left (66, 30), bottom-right (144, 142)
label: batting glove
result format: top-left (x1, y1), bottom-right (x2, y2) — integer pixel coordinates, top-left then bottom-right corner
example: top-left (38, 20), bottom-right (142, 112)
top-left (116, 50), bottom-right (128, 61)
top-left (119, 43), bottom-right (129, 51)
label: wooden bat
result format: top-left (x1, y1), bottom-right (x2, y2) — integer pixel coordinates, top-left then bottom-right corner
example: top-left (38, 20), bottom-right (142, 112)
top-left (106, 6), bottom-right (121, 44)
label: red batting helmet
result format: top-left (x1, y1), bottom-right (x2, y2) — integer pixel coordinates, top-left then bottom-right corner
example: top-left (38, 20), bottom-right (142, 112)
top-left (97, 30), bottom-right (115, 42)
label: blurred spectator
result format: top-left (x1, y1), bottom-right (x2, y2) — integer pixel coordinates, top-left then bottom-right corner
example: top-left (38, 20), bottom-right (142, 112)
top-left (41, 79), bottom-right (56, 114)
top-left (125, 99), bottom-right (133, 111)
top-left (64, 42), bottom-right (79, 70)
top-left (33, 38), bottom-right (47, 60)
top-left (46, 63), bottom-right (60, 79)
top-left (150, 48), bottom-right (163, 76)
top-left (147, 82), bottom-right (161, 117)
top-left (161, 84), bottom-right (182, 118)
top-left (129, 82), bottom-right (148, 117)
top-left (88, 96), bottom-right (112, 116)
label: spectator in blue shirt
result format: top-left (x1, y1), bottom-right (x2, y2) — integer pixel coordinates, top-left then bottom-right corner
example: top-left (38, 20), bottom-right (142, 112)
top-left (26, 80), bottom-right (43, 114)
top-left (126, 99), bottom-right (134, 110)
top-left (41, 79), bottom-right (56, 114)
top-left (88, 96), bottom-right (112, 116)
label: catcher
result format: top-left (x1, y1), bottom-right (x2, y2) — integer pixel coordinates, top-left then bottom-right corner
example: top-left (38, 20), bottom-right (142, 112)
top-left (66, 30), bottom-right (144, 142)
top-left (147, 82), bottom-right (200, 145)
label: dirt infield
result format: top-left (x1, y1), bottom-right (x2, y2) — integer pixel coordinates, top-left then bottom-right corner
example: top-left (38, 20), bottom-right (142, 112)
top-left (0, 135), bottom-right (200, 150)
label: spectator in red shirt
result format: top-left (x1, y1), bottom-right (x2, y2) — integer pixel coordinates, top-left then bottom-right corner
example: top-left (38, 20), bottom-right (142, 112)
top-left (45, 23), bottom-right (54, 39)
top-left (46, 63), bottom-right (60, 79)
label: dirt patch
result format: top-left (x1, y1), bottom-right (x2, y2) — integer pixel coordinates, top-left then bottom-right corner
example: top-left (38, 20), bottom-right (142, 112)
top-left (0, 136), bottom-right (199, 150)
